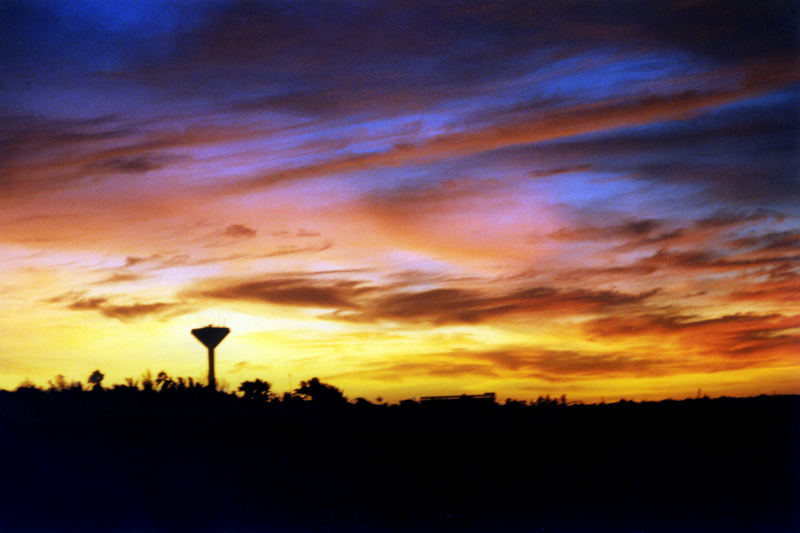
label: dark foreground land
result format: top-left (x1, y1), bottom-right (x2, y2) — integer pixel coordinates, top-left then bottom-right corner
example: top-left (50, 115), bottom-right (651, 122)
top-left (1, 391), bottom-right (798, 533)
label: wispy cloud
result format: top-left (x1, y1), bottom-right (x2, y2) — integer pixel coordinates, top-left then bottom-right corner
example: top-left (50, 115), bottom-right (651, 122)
top-left (91, 272), bottom-right (143, 285)
top-left (227, 71), bottom-right (799, 194)
top-left (327, 344), bottom-right (766, 384)
top-left (191, 278), bottom-right (370, 309)
top-left (47, 291), bottom-right (188, 321)
top-left (86, 154), bottom-right (186, 174)
top-left (192, 274), bottom-right (656, 325)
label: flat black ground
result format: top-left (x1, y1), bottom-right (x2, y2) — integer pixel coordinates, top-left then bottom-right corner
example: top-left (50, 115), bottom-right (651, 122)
top-left (1, 393), bottom-right (797, 532)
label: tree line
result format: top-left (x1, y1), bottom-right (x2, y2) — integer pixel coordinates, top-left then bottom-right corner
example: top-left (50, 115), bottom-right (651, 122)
top-left (9, 369), bottom-right (577, 408)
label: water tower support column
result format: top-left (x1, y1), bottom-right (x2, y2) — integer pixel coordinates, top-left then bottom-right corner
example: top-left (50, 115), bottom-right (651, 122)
top-left (207, 346), bottom-right (216, 390)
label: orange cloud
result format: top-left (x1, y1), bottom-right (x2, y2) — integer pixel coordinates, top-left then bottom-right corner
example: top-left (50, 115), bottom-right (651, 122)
top-left (586, 312), bottom-right (800, 360)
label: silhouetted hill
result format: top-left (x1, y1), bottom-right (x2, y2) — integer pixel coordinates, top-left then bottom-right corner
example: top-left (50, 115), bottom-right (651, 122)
top-left (0, 388), bottom-right (797, 532)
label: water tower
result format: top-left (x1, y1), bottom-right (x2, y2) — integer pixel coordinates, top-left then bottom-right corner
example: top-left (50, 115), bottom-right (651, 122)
top-left (191, 325), bottom-right (229, 390)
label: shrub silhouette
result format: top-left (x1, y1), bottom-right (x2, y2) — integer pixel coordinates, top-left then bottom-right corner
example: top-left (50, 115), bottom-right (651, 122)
top-left (48, 374), bottom-right (82, 391)
top-left (141, 370), bottom-right (154, 391)
top-left (15, 379), bottom-right (39, 392)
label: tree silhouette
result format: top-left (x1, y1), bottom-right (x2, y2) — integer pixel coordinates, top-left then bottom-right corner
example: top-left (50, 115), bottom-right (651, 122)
top-left (238, 379), bottom-right (274, 402)
top-left (155, 371), bottom-right (175, 392)
top-left (294, 377), bottom-right (347, 406)
top-left (353, 397), bottom-right (374, 407)
top-left (534, 394), bottom-right (560, 407)
top-left (88, 370), bottom-right (105, 391)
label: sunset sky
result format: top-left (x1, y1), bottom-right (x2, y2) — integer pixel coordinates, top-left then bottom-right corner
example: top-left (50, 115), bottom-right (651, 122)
top-left (1, 0), bottom-right (798, 401)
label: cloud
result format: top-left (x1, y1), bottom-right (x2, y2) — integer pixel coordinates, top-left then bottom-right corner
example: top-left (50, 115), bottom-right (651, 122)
top-left (66, 297), bottom-right (109, 311)
top-left (91, 272), bottom-right (143, 285)
top-left (550, 218), bottom-right (665, 242)
top-left (0, 111), bottom-right (278, 206)
top-left (363, 177), bottom-right (504, 215)
top-left (0, 114), bottom-right (133, 155)
top-left (223, 224), bottom-right (257, 238)
top-left (340, 286), bottom-right (656, 325)
top-left (254, 242), bottom-right (332, 259)
top-left (228, 361), bottom-right (272, 374)
top-left (726, 272), bottom-right (800, 303)
top-left (49, 292), bottom-right (185, 321)
top-left (546, 210), bottom-right (791, 260)
top-left (522, 87), bottom-right (800, 205)
top-left (193, 278), bottom-right (371, 309)
top-left (728, 230), bottom-right (800, 252)
top-left (585, 312), bottom-right (800, 358)
top-left (45, 290), bottom-right (88, 304)
top-left (119, 253), bottom-right (191, 269)
top-left (343, 360), bottom-right (502, 382)
top-left (87, 154), bottom-right (184, 174)
top-left (537, 207), bottom-right (794, 281)
top-left (119, 0), bottom-right (799, 115)
top-left (296, 228), bottom-right (320, 238)
top-left (637, 248), bottom-right (800, 271)
top-left (476, 349), bottom-right (671, 379)
top-left (693, 208), bottom-right (784, 229)
top-left (193, 274), bottom-right (656, 325)
top-left (115, 244), bottom-right (334, 273)
top-left (328, 344), bottom-right (752, 384)
top-left (528, 165), bottom-right (593, 178)
top-left (346, 326), bottom-right (799, 383)
top-left (125, 256), bottom-right (149, 267)
top-left (98, 302), bottom-right (181, 320)
top-left (4, 1), bottom-right (797, 209)
top-left (226, 71), bottom-right (799, 194)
